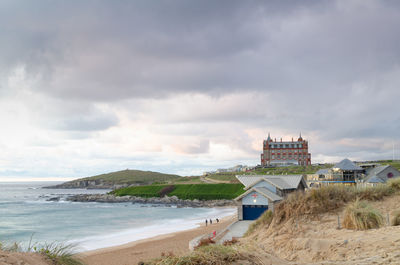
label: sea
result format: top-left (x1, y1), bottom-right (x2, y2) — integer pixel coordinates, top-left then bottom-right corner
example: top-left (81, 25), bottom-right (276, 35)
top-left (0, 181), bottom-right (236, 252)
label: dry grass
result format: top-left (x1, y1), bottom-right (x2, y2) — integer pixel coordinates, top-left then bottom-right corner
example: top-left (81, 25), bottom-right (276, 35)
top-left (222, 238), bottom-right (239, 246)
top-left (391, 210), bottom-right (400, 226)
top-left (274, 185), bottom-right (353, 224)
top-left (194, 238), bottom-right (215, 249)
top-left (245, 210), bottom-right (273, 236)
top-left (144, 245), bottom-right (250, 265)
top-left (343, 200), bottom-right (384, 230)
top-left (274, 182), bottom-right (400, 224)
top-left (388, 178), bottom-right (400, 190)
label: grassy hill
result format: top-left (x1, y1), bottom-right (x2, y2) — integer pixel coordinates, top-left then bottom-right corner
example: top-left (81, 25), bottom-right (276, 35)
top-left (111, 183), bottom-right (245, 200)
top-left (205, 164), bottom-right (333, 183)
top-left (46, 169), bottom-right (181, 189)
top-left (80, 169), bottom-right (181, 184)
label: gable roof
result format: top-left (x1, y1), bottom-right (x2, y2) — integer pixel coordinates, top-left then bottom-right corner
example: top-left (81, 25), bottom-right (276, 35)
top-left (236, 175), bottom-right (263, 188)
top-left (234, 186), bottom-right (283, 202)
top-left (366, 165), bottom-right (390, 176)
top-left (315, 168), bottom-right (330, 175)
top-left (365, 175), bottom-right (385, 183)
top-left (365, 165), bottom-right (400, 183)
top-left (236, 175), bottom-right (306, 190)
top-left (333, 158), bottom-right (362, 171)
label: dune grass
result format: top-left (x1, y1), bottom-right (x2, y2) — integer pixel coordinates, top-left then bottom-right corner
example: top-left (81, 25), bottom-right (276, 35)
top-left (343, 200), bottom-right (383, 230)
top-left (0, 241), bottom-right (84, 265)
top-left (274, 179), bottom-right (400, 224)
top-left (35, 243), bottom-right (84, 265)
top-left (143, 245), bottom-right (248, 265)
top-left (245, 210), bottom-right (273, 236)
top-left (391, 210), bottom-right (400, 226)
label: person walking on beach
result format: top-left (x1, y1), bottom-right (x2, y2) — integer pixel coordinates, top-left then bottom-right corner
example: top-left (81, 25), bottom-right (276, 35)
top-left (205, 219), bottom-right (208, 226)
top-left (210, 219), bottom-right (212, 225)
top-left (216, 218), bottom-right (219, 223)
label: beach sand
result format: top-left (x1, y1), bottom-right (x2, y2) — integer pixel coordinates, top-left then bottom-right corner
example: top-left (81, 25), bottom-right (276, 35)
top-left (80, 215), bottom-right (237, 265)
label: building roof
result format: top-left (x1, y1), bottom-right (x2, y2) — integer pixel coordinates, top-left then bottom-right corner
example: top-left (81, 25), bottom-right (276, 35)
top-left (366, 165), bottom-right (390, 176)
top-left (236, 175), bottom-right (263, 188)
top-left (332, 158), bottom-right (362, 171)
top-left (364, 165), bottom-right (399, 183)
top-left (365, 175), bottom-right (385, 183)
top-left (234, 186), bottom-right (283, 202)
top-left (236, 175), bottom-right (305, 190)
top-left (255, 187), bottom-right (283, 201)
top-left (315, 169), bottom-right (330, 175)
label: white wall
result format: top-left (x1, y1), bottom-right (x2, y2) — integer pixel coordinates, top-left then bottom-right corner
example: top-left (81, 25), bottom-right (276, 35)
top-left (253, 180), bottom-right (277, 193)
top-left (242, 191), bottom-right (269, 206)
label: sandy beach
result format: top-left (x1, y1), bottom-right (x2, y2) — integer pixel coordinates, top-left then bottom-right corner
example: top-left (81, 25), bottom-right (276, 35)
top-left (80, 215), bottom-right (237, 265)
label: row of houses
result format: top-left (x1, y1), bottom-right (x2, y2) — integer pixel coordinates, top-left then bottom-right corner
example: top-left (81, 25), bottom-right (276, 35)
top-left (233, 159), bottom-right (400, 221)
top-left (308, 158), bottom-right (400, 187)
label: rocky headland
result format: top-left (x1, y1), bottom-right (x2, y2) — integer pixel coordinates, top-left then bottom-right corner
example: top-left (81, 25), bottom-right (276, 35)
top-left (63, 193), bottom-right (236, 208)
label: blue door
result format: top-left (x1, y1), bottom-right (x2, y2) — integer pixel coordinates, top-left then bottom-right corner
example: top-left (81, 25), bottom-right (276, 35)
top-left (243, 205), bottom-right (268, 220)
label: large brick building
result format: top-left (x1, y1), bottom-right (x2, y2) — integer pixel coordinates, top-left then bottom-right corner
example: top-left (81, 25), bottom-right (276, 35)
top-left (261, 133), bottom-right (311, 166)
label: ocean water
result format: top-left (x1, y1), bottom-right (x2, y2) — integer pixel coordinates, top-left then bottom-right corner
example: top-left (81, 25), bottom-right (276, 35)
top-left (0, 182), bottom-right (236, 251)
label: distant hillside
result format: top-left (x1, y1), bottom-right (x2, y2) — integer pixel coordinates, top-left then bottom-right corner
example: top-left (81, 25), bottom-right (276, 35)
top-left (205, 164), bottom-right (333, 183)
top-left (45, 169), bottom-right (181, 189)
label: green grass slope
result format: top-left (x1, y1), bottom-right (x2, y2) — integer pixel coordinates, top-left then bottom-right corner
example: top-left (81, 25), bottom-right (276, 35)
top-left (205, 164), bottom-right (333, 183)
top-left (80, 169), bottom-right (181, 185)
top-left (111, 183), bottom-right (245, 200)
top-left (46, 169), bottom-right (182, 188)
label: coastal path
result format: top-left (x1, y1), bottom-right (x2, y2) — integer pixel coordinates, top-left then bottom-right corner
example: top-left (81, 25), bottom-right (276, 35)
top-left (216, 220), bottom-right (253, 243)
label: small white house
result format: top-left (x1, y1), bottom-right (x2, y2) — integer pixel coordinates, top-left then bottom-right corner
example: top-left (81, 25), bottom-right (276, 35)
top-left (235, 175), bottom-right (307, 220)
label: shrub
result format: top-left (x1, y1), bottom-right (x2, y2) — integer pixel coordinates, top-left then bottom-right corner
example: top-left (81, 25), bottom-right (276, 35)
top-left (343, 200), bottom-right (384, 230)
top-left (195, 238), bottom-right (215, 249)
top-left (274, 185), bottom-right (354, 224)
top-left (145, 245), bottom-right (246, 265)
top-left (36, 243), bottom-right (84, 265)
top-left (245, 210), bottom-right (273, 236)
top-left (274, 182), bottom-right (399, 224)
top-left (222, 238), bottom-right (238, 246)
top-left (388, 178), bottom-right (400, 190)
top-left (391, 210), bottom-right (400, 226)
top-left (158, 185), bottom-right (175, 197)
top-left (355, 185), bottom-right (395, 201)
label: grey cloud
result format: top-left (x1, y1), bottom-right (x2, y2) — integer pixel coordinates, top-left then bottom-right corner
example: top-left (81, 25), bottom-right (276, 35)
top-left (52, 111), bottom-right (118, 132)
top-left (1, 0), bottom-right (400, 170)
top-left (1, 0), bottom-right (376, 101)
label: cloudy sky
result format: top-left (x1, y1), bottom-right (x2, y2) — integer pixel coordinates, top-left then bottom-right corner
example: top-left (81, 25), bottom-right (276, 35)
top-left (1, 0), bottom-right (399, 180)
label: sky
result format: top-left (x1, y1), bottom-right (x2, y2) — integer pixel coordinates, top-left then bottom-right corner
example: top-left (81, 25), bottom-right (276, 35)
top-left (1, 0), bottom-right (400, 181)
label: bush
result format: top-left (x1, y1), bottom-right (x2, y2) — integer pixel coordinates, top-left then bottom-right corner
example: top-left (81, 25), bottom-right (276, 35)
top-left (158, 185), bottom-right (175, 197)
top-left (343, 200), bottom-right (384, 230)
top-left (391, 210), bottom-right (400, 226)
top-left (195, 238), bottom-right (215, 249)
top-left (388, 178), bottom-right (400, 190)
top-left (274, 185), bottom-right (354, 224)
top-left (355, 185), bottom-right (395, 201)
top-left (145, 245), bottom-right (246, 265)
top-left (274, 182), bottom-right (400, 224)
top-left (222, 238), bottom-right (239, 246)
top-left (245, 210), bottom-right (273, 236)
top-left (36, 243), bottom-right (84, 265)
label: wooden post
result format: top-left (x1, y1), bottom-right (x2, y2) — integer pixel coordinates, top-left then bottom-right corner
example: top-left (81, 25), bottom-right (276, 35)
top-left (337, 215), bottom-right (341, 229)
